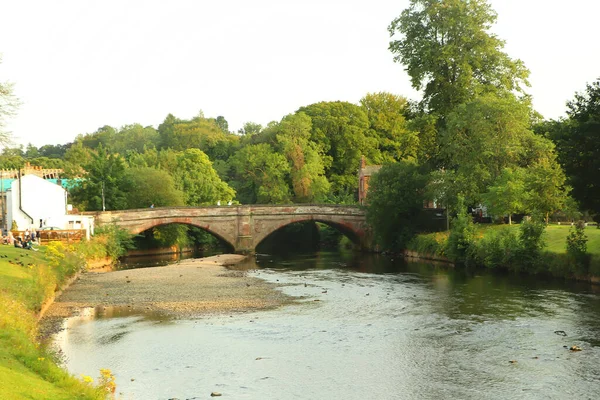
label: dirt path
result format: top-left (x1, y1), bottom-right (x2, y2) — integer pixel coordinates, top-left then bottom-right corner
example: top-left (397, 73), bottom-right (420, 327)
top-left (43, 254), bottom-right (293, 321)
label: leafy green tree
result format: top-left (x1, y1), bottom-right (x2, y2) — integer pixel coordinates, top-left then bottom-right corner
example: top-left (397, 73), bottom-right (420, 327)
top-left (446, 195), bottom-right (476, 264)
top-left (523, 152), bottom-right (568, 224)
top-left (366, 161), bottom-right (430, 250)
top-left (276, 113), bottom-right (330, 202)
top-left (112, 124), bottom-right (160, 155)
top-left (229, 143), bottom-right (291, 204)
top-left (122, 167), bottom-right (185, 208)
top-left (298, 101), bottom-right (374, 197)
top-left (441, 94), bottom-right (539, 204)
top-left (481, 167), bottom-right (526, 224)
top-left (77, 125), bottom-right (117, 150)
top-left (238, 122), bottom-right (263, 136)
top-left (360, 92), bottom-right (419, 162)
top-left (173, 149), bottom-right (235, 205)
top-left (69, 145), bottom-right (127, 211)
top-left (388, 0), bottom-right (529, 116)
top-left (63, 141), bottom-right (92, 178)
top-left (544, 79), bottom-right (600, 223)
top-left (158, 113), bottom-right (238, 160)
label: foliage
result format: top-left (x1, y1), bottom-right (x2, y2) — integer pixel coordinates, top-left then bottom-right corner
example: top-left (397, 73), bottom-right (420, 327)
top-left (172, 149), bottom-right (235, 205)
top-left (69, 144), bottom-right (127, 211)
top-left (388, 0), bottom-right (529, 116)
top-left (276, 113), bottom-right (330, 202)
top-left (122, 167), bottom-right (185, 208)
top-left (366, 161), bottom-right (430, 250)
top-left (481, 167), bottom-right (526, 224)
top-left (543, 79), bottom-right (600, 222)
top-left (566, 220), bottom-right (589, 273)
top-left (359, 92), bottom-right (418, 162)
top-left (298, 101), bottom-right (373, 196)
top-left (514, 218), bottom-right (547, 271)
top-left (445, 196), bottom-right (476, 264)
top-left (470, 226), bottom-right (519, 269)
top-left (406, 231), bottom-right (448, 256)
top-left (94, 223), bottom-right (135, 259)
top-left (228, 143), bottom-right (291, 204)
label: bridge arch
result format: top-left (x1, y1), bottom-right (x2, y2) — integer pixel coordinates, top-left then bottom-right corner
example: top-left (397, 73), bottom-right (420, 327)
top-left (130, 220), bottom-right (236, 252)
top-left (252, 217), bottom-right (362, 250)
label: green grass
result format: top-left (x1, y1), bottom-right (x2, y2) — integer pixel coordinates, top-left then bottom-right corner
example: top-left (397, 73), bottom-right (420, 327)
top-left (544, 224), bottom-right (600, 255)
top-left (407, 223), bottom-right (600, 277)
top-left (0, 245), bottom-right (107, 400)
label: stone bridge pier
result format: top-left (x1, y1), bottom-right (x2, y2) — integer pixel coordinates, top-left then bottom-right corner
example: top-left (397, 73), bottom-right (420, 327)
top-left (92, 204), bottom-right (372, 253)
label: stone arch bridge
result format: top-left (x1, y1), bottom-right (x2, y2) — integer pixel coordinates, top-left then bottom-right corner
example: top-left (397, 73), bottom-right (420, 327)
top-left (92, 205), bottom-right (371, 253)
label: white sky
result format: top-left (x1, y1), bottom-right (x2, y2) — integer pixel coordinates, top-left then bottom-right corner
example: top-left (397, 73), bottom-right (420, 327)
top-left (1, 0), bottom-right (598, 148)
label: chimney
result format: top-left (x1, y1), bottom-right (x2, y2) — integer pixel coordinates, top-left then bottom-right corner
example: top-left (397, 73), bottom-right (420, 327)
top-left (360, 155), bottom-right (366, 169)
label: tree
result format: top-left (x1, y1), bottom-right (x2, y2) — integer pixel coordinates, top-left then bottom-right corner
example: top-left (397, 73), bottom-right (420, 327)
top-left (228, 143), bottom-right (291, 204)
top-left (172, 149), bottom-right (235, 205)
top-left (0, 56), bottom-right (20, 146)
top-left (276, 113), bottom-right (330, 202)
top-left (440, 94), bottom-right (535, 204)
top-left (122, 167), bottom-right (185, 208)
top-left (481, 167), bottom-right (526, 224)
top-left (112, 124), bottom-right (160, 155)
top-left (545, 79), bottom-right (600, 222)
top-left (388, 0), bottom-right (529, 116)
top-left (297, 101), bottom-right (374, 197)
top-left (366, 161), bottom-right (430, 250)
top-left (359, 92), bottom-right (419, 162)
top-left (69, 145), bottom-right (127, 211)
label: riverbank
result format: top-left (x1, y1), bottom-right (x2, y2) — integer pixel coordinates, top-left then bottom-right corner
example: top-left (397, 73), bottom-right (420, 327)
top-left (0, 245), bottom-right (107, 400)
top-left (42, 254), bottom-right (294, 323)
top-left (406, 224), bottom-right (600, 282)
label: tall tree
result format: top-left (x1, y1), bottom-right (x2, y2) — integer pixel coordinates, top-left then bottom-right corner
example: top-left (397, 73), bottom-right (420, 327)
top-left (228, 143), bottom-right (291, 204)
top-left (360, 92), bottom-right (419, 162)
top-left (297, 101), bottom-right (374, 197)
top-left (122, 167), bottom-right (185, 208)
top-left (69, 145), bottom-right (127, 211)
top-left (544, 79), bottom-right (600, 221)
top-left (388, 0), bottom-right (529, 116)
top-left (366, 161), bottom-right (430, 250)
top-left (276, 113), bottom-right (330, 203)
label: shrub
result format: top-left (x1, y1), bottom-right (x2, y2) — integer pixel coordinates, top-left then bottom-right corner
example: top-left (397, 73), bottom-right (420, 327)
top-left (445, 196), bottom-right (476, 264)
top-left (471, 227), bottom-right (519, 269)
top-left (514, 218), bottom-right (547, 271)
top-left (566, 220), bottom-right (589, 275)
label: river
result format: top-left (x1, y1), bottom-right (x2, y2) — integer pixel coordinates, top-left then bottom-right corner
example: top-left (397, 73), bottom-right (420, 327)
top-left (53, 251), bottom-right (600, 399)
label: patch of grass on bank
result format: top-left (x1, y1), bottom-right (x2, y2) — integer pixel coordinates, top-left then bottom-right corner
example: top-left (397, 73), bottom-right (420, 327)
top-left (407, 223), bottom-right (600, 278)
top-left (0, 245), bottom-right (107, 400)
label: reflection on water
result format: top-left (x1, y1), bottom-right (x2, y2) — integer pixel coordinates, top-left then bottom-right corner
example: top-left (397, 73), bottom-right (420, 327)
top-left (56, 251), bottom-right (600, 399)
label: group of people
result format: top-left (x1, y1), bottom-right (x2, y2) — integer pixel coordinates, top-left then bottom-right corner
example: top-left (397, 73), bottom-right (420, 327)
top-left (2, 229), bottom-right (39, 251)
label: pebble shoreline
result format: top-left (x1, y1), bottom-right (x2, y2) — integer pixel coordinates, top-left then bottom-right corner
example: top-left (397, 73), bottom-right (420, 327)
top-left (41, 254), bottom-right (293, 332)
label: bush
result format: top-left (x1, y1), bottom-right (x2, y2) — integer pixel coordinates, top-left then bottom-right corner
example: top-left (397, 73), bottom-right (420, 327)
top-left (94, 223), bottom-right (135, 259)
top-left (445, 196), bottom-right (476, 264)
top-left (514, 218), bottom-right (547, 271)
top-left (470, 227), bottom-right (519, 269)
top-left (566, 220), bottom-right (589, 275)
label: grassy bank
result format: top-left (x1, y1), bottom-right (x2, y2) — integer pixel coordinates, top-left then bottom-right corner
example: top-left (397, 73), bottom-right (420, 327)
top-left (407, 224), bottom-right (600, 278)
top-left (0, 244), bottom-right (109, 400)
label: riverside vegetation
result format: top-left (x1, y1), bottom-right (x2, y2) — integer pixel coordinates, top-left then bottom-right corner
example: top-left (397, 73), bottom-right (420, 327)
top-left (0, 228), bottom-right (131, 400)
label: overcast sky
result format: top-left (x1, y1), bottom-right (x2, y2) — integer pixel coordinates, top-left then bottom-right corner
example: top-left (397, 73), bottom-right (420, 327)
top-left (1, 0), bottom-right (598, 148)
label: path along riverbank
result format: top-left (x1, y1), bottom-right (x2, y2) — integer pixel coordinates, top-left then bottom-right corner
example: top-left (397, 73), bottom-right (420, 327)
top-left (41, 254), bottom-right (294, 335)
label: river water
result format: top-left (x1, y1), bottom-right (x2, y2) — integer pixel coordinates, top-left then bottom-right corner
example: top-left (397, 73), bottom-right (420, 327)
top-left (54, 251), bottom-right (600, 399)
